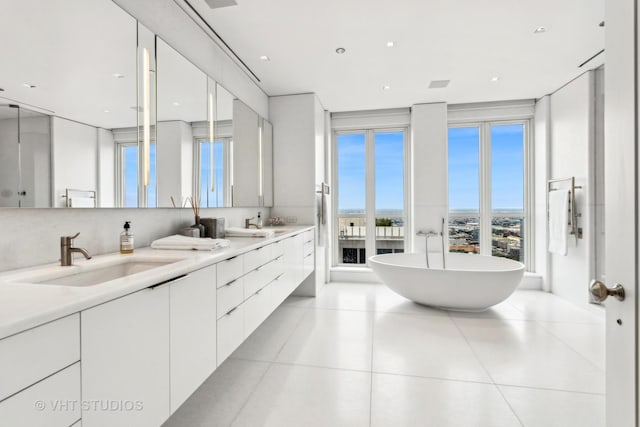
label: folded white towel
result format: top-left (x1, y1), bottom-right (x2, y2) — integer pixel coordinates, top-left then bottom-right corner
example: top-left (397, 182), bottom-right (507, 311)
top-left (224, 227), bottom-right (275, 238)
top-left (548, 189), bottom-right (569, 256)
top-left (151, 235), bottom-right (231, 251)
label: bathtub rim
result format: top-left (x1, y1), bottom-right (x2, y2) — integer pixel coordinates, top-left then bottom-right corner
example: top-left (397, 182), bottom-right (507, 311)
top-left (368, 252), bottom-right (525, 273)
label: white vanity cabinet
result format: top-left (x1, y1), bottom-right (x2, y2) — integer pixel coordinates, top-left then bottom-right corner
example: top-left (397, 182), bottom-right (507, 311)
top-left (81, 284), bottom-right (171, 427)
top-left (169, 265), bottom-right (217, 412)
top-left (302, 229), bottom-right (315, 279)
top-left (0, 314), bottom-right (81, 427)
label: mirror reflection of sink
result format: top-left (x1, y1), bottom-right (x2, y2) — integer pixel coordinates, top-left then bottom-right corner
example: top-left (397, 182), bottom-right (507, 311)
top-left (35, 260), bottom-right (178, 287)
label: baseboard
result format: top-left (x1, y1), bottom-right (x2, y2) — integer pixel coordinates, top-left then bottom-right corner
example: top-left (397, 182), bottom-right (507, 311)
top-left (520, 272), bottom-right (543, 290)
top-left (330, 267), bottom-right (382, 284)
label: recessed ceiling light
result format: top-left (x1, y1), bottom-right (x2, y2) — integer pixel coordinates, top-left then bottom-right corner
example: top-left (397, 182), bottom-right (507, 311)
top-left (335, 47), bottom-right (346, 54)
top-left (491, 76), bottom-right (500, 82)
top-left (259, 55), bottom-right (270, 61)
top-left (113, 73), bottom-right (125, 79)
top-left (103, 109), bottom-right (110, 113)
top-left (172, 102), bottom-right (181, 107)
top-left (382, 85), bottom-right (391, 91)
top-left (22, 83), bottom-right (36, 88)
top-left (533, 26), bottom-right (546, 34)
top-left (386, 41), bottom-right (395, 48)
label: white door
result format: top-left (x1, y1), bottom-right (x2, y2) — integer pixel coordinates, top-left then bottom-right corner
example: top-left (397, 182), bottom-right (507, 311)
top-left (602, 1), bottom-right (637, 426)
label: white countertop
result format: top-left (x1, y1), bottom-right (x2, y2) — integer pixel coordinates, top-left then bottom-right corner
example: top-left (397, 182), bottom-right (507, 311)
top-left (0, 226), bottom-right (314, 340)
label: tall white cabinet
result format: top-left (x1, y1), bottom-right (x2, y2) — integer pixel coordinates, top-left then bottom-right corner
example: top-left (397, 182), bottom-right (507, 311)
top-left (269, 93), bottom-right (327, 295)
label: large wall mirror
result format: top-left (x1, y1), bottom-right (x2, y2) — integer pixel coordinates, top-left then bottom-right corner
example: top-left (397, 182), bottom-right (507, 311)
top-left (0, 0), bottom-right (272, 209)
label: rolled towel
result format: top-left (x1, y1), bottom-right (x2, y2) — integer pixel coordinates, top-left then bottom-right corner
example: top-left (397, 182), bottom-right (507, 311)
top-left (224, 227), bottom-right (275, 238)
top-left (151, 235), bottom-right (231, 251)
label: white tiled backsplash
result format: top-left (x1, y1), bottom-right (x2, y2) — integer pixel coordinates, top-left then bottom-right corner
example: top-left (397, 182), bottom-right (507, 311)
top-left (0, 207), bottom-right (269, 272)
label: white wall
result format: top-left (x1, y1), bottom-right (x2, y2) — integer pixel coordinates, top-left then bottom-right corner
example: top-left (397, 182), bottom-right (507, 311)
top-left (51, 117), bottom-right (98, 207)
top-left (156, 121), bottom-right (194, 208)
top-left (411, 103), bottom-right (448, 254)
top-left (545, 71), bottom-right (597, 307)
top-left (534, 96), bottom-right (551, 290)
top-left (97, 128), bottom-right (115, 208)
top-left (0, 206), bottom-right (269, 272)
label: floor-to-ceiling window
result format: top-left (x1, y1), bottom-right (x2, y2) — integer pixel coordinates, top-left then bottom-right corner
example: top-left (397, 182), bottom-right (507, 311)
top-left (448, 121), bottom-right (529, 265)
top-left (116, 142), bottom-right (157, 208)
top-left (195, 137), bottom-right (231, 208)
top-left (334, 128), bottom-right (407, 265)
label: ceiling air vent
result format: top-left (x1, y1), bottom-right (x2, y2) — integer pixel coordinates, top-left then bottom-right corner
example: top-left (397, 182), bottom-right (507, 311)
top-left (428, 80), bottom-right (450, 89)
top-left (204, 0), bottom-right (238, 9)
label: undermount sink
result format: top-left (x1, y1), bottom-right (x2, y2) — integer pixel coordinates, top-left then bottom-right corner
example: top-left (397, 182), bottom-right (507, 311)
top-left (34, 259), bottom-right (178, 287)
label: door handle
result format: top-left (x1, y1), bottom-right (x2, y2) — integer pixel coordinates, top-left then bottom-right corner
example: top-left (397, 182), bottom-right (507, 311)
top-left (590, 280), bottom-right (625, 302)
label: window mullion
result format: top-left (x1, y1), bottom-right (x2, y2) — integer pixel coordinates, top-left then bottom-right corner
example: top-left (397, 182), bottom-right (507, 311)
top-left (365, 129), bottom-right (376, 265)
top-left (480, 123), bottom-right (492, 255)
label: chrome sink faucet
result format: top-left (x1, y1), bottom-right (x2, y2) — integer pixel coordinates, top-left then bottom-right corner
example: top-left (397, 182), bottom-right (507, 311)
top-left (244, 217), bottom-right (261, 229)
top-left (60, 232), bottom-right (92, 266)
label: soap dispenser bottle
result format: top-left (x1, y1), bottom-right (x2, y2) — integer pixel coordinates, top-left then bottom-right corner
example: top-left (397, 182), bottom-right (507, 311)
top-left (120, 221), bottom-right (134, 254)
top-left (257, 211), bottom-right (263, 228)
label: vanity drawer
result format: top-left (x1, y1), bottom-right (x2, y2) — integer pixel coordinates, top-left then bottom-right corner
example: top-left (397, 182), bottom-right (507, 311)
top-left (217, 255), bottom-right (244, 288)
top-left (217, 277), bottom-right (245, 320)
top-left (217, 303), bottom-right (245, 365)
top-left (303, 251), bottom-right (314, 276)
top-left (0, 314), bottom-right (80, 402)
top-left (269, 272), bottom-right (288, 308)
top-left (244, 284), bottom-right (272, 338)
top-left (303, 229), bottom-right (314, 243)
top-left (244, 257), bottom-right (284, 298)
top-left (303, 240), bottom-right (314, 257)
top-left (243, 245), bottom-right (274, 273)
top-left (271, 240), bottom-right (284, 258)
top-left (0, 362), bottom-right (80, 427)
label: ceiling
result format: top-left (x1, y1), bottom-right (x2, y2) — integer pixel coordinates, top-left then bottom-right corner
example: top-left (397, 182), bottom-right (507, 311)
top-left (188, 0), bottom-right (605, 112)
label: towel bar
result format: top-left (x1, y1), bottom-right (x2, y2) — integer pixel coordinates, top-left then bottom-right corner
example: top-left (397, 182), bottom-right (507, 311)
top-left (547, 177), bottom-right (582, 244)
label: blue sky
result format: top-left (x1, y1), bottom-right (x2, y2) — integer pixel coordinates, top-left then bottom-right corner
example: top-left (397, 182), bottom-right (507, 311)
top-left (337, 131), bottom-right (404, 213)
top-left (448, 125), bottom-right (523, 212)
top-left (338, 125), bottom-right (523, 214)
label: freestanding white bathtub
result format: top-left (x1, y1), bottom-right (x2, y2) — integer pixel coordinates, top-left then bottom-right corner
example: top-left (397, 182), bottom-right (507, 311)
top-left (369, 253), bottom-right (525, 311)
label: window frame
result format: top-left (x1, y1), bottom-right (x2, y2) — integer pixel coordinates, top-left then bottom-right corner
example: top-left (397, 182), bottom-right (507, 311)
top-left (332, 126), bottom-right (410, 267)
top-left (193, 136), bottom-right (233, 208)
top-left (448, 119), bottom-right (533, 269)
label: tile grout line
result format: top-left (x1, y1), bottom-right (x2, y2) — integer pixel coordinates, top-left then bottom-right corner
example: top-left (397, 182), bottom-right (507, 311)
top-left (225, 306), bottom-right (312, 426)
top-left (533, 319), bottom-right (606, 372)
top-left (369, 310), bottom-right (375, 427)
top-left (226, 360), bottom-right (274, 427)
top-left (449, 314), bottom-right (526, 427)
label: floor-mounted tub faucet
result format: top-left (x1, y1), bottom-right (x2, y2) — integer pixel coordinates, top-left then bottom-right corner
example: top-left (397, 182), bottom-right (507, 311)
top-left (416, 218), bottom-right (447, 269)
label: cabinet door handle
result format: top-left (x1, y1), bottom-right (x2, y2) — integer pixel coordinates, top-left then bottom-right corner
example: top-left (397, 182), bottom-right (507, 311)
top-left (224, 279), bottom-right (237, 287)
top-left (149, 274), bottom-right (187, 289)
top-left (226, 307), bottom-right (238, 316)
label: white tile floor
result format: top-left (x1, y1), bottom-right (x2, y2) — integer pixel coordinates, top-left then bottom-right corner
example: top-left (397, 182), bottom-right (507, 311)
top-left (164, 283), bottom-right (605, 427)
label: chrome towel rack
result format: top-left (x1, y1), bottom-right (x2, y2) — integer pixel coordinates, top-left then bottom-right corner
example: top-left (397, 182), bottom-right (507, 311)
top-left (62, 189), bottom-right (97, 208)
top-left (547, 176), bottom-right (582, 244)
